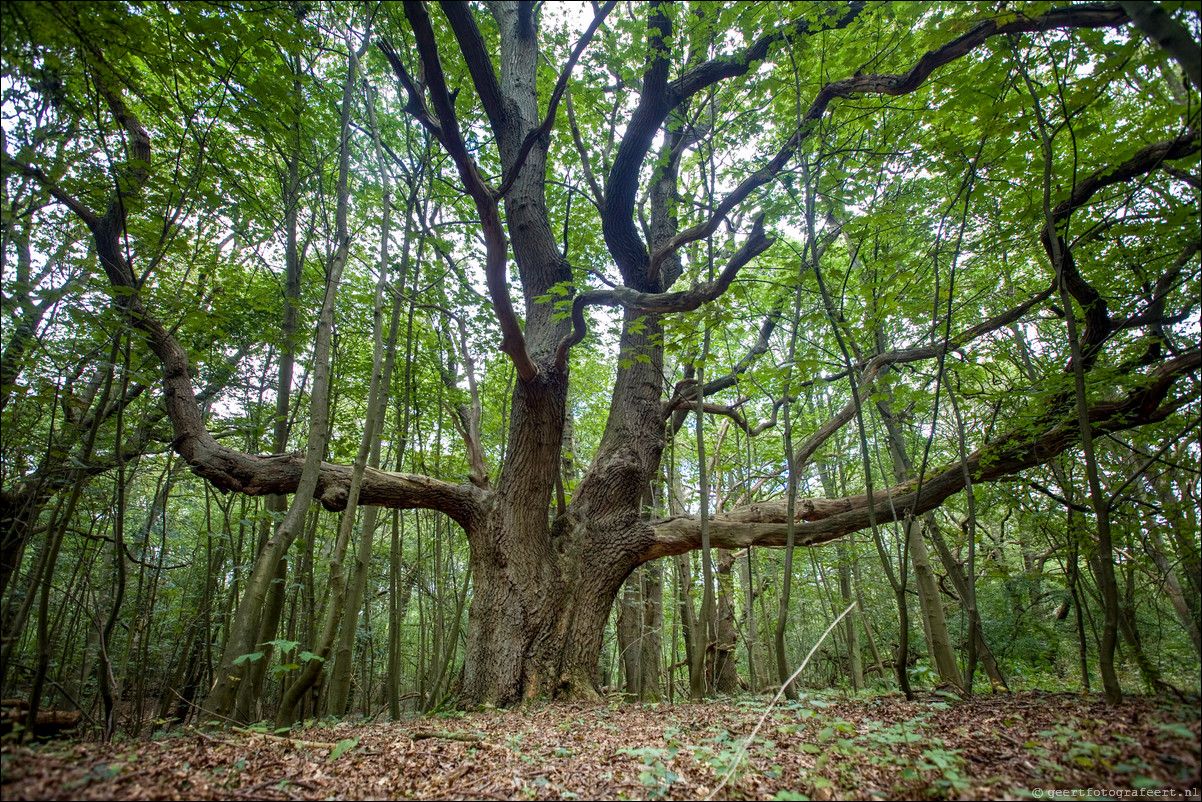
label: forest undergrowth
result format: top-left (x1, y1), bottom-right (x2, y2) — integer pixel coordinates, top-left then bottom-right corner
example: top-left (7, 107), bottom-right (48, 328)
top-left (2, 691), bottom-right (1198, 801)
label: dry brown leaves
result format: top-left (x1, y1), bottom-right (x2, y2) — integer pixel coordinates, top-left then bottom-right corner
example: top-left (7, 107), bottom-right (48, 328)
top-left (1, 692), bottom-right (1198, 801)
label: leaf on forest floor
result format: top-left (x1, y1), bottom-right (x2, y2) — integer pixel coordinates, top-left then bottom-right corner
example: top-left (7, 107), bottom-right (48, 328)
top-left (2, 692), bottom-right (1198, 801)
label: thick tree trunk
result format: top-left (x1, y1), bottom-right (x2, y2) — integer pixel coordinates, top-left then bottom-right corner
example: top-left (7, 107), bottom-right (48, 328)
top-left (638, 561), bottom-right (664, 700)
top-left (711, 550), bottom-right (741, 693)
top-left (616, 564), bottom-right (663, 701)
top-left (39, 0), bottom-right (1193, 721)
top-left (458, 289), bottom-right (667, 706)
top-left (876, 387), bottom-right (965, 692)
top-left (925, 514), bottom-right (1008, 691)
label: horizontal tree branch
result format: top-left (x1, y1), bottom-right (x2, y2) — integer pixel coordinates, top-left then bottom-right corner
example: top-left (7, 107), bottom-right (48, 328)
top-left (647, 347), bottom-right (1200, 558)
top-left (126, 301), bottom-right (487, 528)
top-left (661, 399), bottom-right (750, 433)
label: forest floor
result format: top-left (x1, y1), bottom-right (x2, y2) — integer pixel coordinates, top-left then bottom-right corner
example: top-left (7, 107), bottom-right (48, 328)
top-left (1, 691), bottom-right (1199, 801)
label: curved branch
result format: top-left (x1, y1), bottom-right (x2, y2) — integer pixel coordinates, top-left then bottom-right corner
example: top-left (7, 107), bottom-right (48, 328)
top-left (1120, 0), bottom-right (1202, 91)
top-left (648, 348), bottom-right (1200, 559)
top-left (381, 9), bottom-right (538, 381)
top-left (608, 3), bottom-right (1131, 294)
top-left (127, 300), bottom-right (486, 528)
top-left (1041, 129), bottom-right (1200, 366)
top-left (792, 282), bottom-right (1056, 468)
top-left (601, 1), bottom-right (672, 283)
top-left (555, 215), bottom-right (772, 369)
top-left (1113, 239), bottom-right (1201, 341)
top-left (29, 41), bottom-right (490, 531)
top-left (665, 223), bottom-right (844, 423)
top-left (661, 399), bottom-right (750, 433)
top-left (493, 1), bottom-right (616, 199)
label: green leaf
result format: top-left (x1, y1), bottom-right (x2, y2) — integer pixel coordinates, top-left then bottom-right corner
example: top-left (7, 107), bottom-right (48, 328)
top-left (328, 737), bottom-right (358, 761)
top-left (266, 639), bottom-right (300, 654)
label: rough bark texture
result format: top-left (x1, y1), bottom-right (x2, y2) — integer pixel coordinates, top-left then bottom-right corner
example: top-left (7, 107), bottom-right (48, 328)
top-left (29, 1), bottom-right (1198, 713)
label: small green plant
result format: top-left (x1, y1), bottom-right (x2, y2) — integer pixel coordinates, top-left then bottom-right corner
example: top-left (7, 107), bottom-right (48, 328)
top-left (616, 745), bottom-right (679, 799)
top-left (691, 729), bottom-right (752, 783)
top-left (328, 737), bottom-right (358, 761)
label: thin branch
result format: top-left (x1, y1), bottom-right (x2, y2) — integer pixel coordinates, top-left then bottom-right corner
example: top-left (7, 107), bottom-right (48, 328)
top-left (494, 1), bottom-right (616, 199)
top-left (1, 157), bottom-right (99, 228)
top-left (555, 215), bottom-right (772, 369)
top-left (380, 8), bottom-right (538, 380)
top-left (565, 89), bottom-right (604, 207)
top-left (610, 2), bottom-right (1131, 291)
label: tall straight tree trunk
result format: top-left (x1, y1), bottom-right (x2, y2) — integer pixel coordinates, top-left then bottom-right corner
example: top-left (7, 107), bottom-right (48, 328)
top-left (851, 559), bottom-right (887, 678)
top-left (739, 550), bottom-right (761, 693)
top-left (26, 338), bottom-right (118, 734)
top-left (773, 227), bottom-right (810, 701)
top-left (1142, 521), bottom-right (1201, 657)
top-left (326, 78), bottom-right (411, 717)
top-left (232, 55), bottom-right (307, 725)
top-left (690, 337), bottom-right (715, 700)
top-left (675, 553), bottom-right (700, 696)
top-left (712, 549), bottom-right (741, 693)
top-left (98, 333), bottom-right (130, 739)
top-left (617, 572), bottom-right (644, 699)
top-left (774, 399), bottom-right (800, 701)
top-left (875, 355), bottom-right (965, 693)
top-left (837, 544), bottom-right (864, 691)
top-left (924, 514), bottom-right (1008, 691)
top-left (1020, 60), bottom-right (1123, 704)
top-left (212, 29), bottom-right (363, 722)
top-left (820, 454), bottom-right (862, 692)
top-left (639, 560), bottom-right (664, 700)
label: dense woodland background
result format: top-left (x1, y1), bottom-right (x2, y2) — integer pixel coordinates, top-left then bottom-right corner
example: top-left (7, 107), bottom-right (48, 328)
top-left (0, 0), bottom-right (1199, 748)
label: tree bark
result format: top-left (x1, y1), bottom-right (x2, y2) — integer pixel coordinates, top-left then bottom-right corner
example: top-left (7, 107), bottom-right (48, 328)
top-left (712, 550), bottom-right (741, 694)
top-left (837, 544), bottom-right (864, 691)
top-left (36, 1), bottom-right (1199, 715)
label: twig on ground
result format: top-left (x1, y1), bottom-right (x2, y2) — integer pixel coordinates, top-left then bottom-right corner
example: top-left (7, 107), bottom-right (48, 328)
top-left (230, 726), bottom-right (339, 750)
top-left (707, 601), bottom-right (858, 801)
top-left (411, 729), bottom-right (484, 742)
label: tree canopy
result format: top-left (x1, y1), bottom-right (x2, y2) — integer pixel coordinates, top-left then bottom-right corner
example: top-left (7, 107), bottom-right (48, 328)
top-left (1, 0), bottom-right (1198, 721)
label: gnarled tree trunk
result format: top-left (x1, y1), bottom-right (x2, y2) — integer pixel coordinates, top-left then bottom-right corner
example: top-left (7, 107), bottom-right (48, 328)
top-left (29, 1), bottom-right (1198, 716)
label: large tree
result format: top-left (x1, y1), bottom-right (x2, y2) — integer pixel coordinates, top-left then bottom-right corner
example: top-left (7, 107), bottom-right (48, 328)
top-left (3, 0), bottom-right (1198, 709)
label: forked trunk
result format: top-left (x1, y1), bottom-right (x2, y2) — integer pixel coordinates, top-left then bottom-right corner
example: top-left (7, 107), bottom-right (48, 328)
top-left (459, 308), bottom-right (665, 708)
top-left (460, 502), bottom-right (649, 706)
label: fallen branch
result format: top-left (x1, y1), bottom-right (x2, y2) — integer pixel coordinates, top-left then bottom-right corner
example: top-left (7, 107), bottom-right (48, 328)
top-left (410, 729), bottom-right (484, 743)
top-left (230, 726), bottom-right (339, 750)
